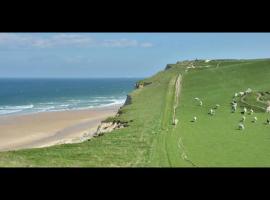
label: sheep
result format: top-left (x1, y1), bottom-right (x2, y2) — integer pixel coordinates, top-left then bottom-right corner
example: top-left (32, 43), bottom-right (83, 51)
top-left (245, 88), bottom-right (252, 93)
top-left (234, 93), bottom-right (238, 98)
top-left (243, 107), bottom-right (247, 114)
top-left (249, 109), bottom-right (254, 115)
top-left (194, 97), bottom-right (200, 101)
top-left (231, 101), bottom-right (237, 106)
top-left (199, 100), bottom-right (203, 106)
top-left (173, 118), bottom-right (179, 125)
top-left (266, 106), bottom-right (270, 113)
top-left (239, 92), bottom-right (245, 96)
top-left (239, 123), bottom-right (245, 130)
top-left (209, 109), bottom-right (215, 116)
top-left (192, 116), bottom-right (197, 122)
top-left (252, 116), bottom-right (257, 123)
top-left (232, 103), bottom-right (237, 112)
top-left (215, 104), bottom-right (220, 109)
top-left (240, 116), bottom-right (246, 122)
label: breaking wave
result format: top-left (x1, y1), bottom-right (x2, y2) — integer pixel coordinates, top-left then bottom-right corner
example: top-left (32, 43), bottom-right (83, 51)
top-left (0, 97), bottom-right (126, 116)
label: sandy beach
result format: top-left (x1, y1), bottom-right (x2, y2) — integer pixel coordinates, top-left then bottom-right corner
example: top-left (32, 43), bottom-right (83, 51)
top-left (0, 104), bottom-right (121, 152)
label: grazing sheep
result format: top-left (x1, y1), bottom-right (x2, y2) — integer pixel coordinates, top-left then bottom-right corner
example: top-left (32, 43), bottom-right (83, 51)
top-left (192, 116), bottom-right (197, 122)
top-left (173, 118), bottom-right (179, 125)
top-left (232, 103), bottom-right (237, 112)
top-left (209, 109), bottom-right (215, 115)
top-left (241, 116), bottom-right (246, 122)
top-left (199, 101), bottom-right (203, 106)
top-left (231, 101), bottom-right (237, 106)
top-left (252, 116), bottom-right (257, 123)
top-left (243, 107), bottom-right (247, 114)
top-left (234, 93), bottom-right (238, 98)
top-left (246, 88), bottom-right (252, 93)
top-left (239, 92), bottom-right (245, 96)
top-left (194, 97), bottom-right (200, 101)
top-left (239, 123), bottom-right (245, 130)
top-left (215, 104), bottom-right (220, 109)
top-left (249, 109), bottom-right (254, 115)
top-left (266, 106), bottom-right (270, 113)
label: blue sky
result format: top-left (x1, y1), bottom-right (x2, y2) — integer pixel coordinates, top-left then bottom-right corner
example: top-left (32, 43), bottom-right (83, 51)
top-left (0, 33), bottom-right (270, 78)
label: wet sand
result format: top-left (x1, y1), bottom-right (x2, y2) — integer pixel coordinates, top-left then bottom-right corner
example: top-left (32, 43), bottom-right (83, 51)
top-left (0, 104), bottom-right (121, 152)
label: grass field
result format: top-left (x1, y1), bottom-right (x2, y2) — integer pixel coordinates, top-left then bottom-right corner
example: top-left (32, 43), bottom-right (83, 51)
top-left (0, 59), bottom-right (270, 167)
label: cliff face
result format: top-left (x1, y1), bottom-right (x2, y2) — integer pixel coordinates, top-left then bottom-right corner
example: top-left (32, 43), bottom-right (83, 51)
top-left (94, 119), bottom-right (131, 136)
top-left (95, 122), bottom-right (124, 136)
top-left (93, 77), bottom-right (154, 137)
top-left (124, 95), bottom-right (132, 106)
top-left (165, 64), bottom-right (173, 70)
top-left (135, 81), bottom-right (152, 89)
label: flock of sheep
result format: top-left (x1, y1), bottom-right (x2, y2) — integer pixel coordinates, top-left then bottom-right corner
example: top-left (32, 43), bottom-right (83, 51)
top-left (192, 90), bottom-right (270, 130)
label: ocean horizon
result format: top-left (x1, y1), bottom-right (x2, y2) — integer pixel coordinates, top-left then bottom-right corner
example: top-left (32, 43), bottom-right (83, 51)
top-left (0, 78), bottom-right (140, 116)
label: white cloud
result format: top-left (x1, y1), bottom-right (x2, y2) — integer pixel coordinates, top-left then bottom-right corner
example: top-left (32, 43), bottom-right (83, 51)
top-left (102, 39), bottom-right (139, 47)
top-left (0, 33), bottom-right (34, 48)
top-left (140, 42), bottom-right (154, 48)
top-left (0, 33), bottom-right (153, 49)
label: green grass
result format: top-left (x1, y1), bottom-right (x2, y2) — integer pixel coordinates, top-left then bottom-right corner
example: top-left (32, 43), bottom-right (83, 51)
top-left (175, 59), bottom-right (270, 166)
top-left (1, 59), bottom-right (270, 167)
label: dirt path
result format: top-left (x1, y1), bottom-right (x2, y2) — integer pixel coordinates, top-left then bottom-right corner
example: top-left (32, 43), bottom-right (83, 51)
top-left (172, 74), bottom-right (181, 125)
top-left (149, 73), bottom-right (196, 167)
top-left (256, 93), bottom-right (267, 104)
top-left (172, 74), bottom-right (197, 166)
top-left (240, 93), bottom-right (266, 111)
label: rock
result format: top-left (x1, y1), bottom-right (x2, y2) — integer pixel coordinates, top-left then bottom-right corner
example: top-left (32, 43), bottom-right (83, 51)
top-left (95, 121), bottom-right (126, 136)
top-left (135, 81), bottom-right (152, 89)
top-left (165, 64), bottom-right (173, 70)
top-left (124, 95), bottom-right (132, 106)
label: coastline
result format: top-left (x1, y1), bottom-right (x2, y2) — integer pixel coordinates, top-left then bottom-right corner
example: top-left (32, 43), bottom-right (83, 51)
top-left (0, 103), bottom-right (122, 152)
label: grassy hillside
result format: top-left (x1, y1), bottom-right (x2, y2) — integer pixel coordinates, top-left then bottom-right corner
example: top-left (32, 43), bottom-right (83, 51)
top-left (175, 59), bottom-right (270, 166)
top-left (0, 58), bottom-right (270, 167)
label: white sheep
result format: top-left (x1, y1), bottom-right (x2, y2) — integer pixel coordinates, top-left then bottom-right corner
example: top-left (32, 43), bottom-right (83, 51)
top-left (249, 109), bottom-right (254, 115)
top-left (192, 116), bottom-right (197, 122)
top-left (239, 123), bottom-right (245, 130)
top-left (246, 88), bottom-right (252, 93)
top-left (266, 106), bottom-right (270, 113)
top-left (231, 101), bottom-right (237, 106)
top-left (209, 109), bottom-right (215, 115)
top-left (173, 118), bottom-right (179, 125)
top-left (199, 101), bottom-right (203, 106)
top-left (243, 107), bottom-right (247, 114)
top-left (239, 92), bottom-right (245, 96)
top-left (232, 103), bottom-right (237, 112)
top-left (253, 116), bottom-right (257, 123)
top-left (194, 97), bottom-right (200, 101)
top-left (234, 93), bottom-right (238, 97)
top-left (241, 116), bottom-right (246, 122)
top-left (215, 104), bottom-right (220, 109)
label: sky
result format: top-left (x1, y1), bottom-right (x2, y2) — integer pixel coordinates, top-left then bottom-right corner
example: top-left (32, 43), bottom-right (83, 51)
top-left (0, 33), bottom-right (270, 78)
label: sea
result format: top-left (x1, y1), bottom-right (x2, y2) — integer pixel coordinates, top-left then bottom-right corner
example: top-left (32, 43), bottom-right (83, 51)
top-left (0, 78), bottom-right (139, 116)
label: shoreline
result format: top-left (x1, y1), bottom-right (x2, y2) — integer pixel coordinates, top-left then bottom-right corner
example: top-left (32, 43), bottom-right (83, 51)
top-left (0, 100), bottom-right (125, 117)
top-left (0, 103), bottom-right (123, 152)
